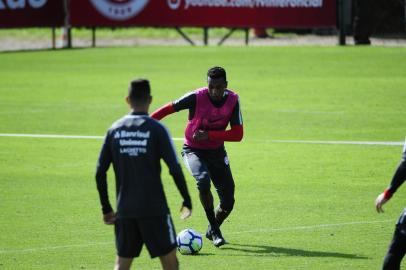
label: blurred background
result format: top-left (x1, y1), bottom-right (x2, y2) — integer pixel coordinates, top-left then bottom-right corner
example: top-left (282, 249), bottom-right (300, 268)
top-left (0, 0), bottom-right (405, 51)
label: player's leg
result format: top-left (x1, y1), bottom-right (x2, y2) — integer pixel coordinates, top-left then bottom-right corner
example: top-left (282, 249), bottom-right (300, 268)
top-left (140, 214), bottom-right (179, 270)
top-left (382, 229), bottom-right (406, 270)
top-left (205, 151), bottom-right (235, 247)
top-left (210, 150), bottom-right (235, 223)
top-left (159, 249), bottom-right (179, 270)
top-left (213, 166), bottom-right (235, 226)
top-left (215, 202), bottom-right (233, 227)
top-left (182, 150), bottom-right (222, 244)
top-left (114, 256), bottom-right (133, 270)
top-left (114, 218), bottom-right (143, 270)
top-left (383, 209), bottom-right (406, 270)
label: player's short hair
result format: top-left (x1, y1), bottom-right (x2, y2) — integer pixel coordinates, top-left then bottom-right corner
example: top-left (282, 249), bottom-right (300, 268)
top-left (128, 79), bottom-right (151, 104)
top-left (207, 66), bottom-right (227, 81)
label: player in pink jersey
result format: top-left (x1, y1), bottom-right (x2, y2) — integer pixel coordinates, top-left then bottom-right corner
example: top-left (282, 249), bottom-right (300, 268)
top-left (151, 67), bottom-right (243, 247)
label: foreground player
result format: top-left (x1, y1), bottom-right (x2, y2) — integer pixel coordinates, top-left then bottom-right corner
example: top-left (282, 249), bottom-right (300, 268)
top-left (95, 79), bottom-right (192, 270)
top-left (151, 67), bottom-right (243, 247)
top-left (376, 139), bottom-right (406, 270)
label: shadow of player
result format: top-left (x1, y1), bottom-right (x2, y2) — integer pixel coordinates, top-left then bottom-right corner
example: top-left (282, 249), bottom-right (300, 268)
top-left (220, 243), bottom-right (369, 259)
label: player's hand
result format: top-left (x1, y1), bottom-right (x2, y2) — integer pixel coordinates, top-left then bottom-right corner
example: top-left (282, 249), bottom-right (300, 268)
top-left (103, 211), bottom-right (116, 225)
top-left (180, 206), bottom-right (192, 220)
top-left (193, 130), bottom-right (208, 141)
top-left (375, 193), bottom-right (388, 213)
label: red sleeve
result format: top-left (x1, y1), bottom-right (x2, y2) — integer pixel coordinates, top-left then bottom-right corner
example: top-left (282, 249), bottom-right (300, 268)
top-left (208, 125), bottom-right (243, 142)
top-left (383, 188), bottom-right (393, 200)
top-left (150, 103), bottom-right (176, 120)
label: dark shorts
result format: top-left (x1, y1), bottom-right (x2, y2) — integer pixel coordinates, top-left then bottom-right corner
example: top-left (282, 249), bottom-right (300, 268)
top-left (181, 145), bottom-right (235, 210)
top-left (114, 214), bottom-right (177, 258)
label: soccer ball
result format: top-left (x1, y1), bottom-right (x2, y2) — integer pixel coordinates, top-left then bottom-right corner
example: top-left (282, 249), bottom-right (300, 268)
top-left (176, 229), bottom-right (203, 255)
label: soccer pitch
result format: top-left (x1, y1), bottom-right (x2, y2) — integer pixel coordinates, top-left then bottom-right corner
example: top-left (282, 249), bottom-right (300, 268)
top-left (0, 46), bottom-right (405, 269)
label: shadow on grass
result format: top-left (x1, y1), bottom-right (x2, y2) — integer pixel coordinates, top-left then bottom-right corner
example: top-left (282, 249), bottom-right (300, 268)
top-left (220, 243), bottom-right (369, 259)
top-left (194, 252), bottom-right (215, 256)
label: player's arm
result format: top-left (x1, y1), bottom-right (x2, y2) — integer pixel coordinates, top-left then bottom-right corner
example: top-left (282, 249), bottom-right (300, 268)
top-left (150, 92), bottom-right (196, 120)
top-left (150, 102), bottom-right (176, 120)
top-left (95, 131), bottom-right (115, 224)
top-left (158, 124), bottom-right (192, 219)
top-left (207, 125), bottom-right (244, 142)
top-left (376, 157), bottom-right (406, 213)
top-left (208, 99), bottom-right (244, 142)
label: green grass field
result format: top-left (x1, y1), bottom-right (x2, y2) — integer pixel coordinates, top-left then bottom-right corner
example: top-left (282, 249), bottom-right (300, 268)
top-left (0, 46), bottom-right (406, 269)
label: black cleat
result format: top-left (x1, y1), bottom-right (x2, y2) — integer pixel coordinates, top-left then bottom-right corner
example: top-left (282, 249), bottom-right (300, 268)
top-left (212, 234), bottom-right (226, 247)
top-left (212, 231), bottom-right (226, 247)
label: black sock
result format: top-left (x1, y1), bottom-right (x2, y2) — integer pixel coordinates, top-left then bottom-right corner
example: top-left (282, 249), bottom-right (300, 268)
top-left (215, 206), bottom-right (231, 227)
top-left (204, 208), bottom-right (219, 233)
top-left (199, 191), bottom-right (219, 233)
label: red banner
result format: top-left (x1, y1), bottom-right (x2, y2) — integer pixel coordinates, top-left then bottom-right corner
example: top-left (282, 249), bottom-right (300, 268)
top-left (0, 0), bottom-right (64, 28)
top-left (70, 0), bottom-right (336, 28)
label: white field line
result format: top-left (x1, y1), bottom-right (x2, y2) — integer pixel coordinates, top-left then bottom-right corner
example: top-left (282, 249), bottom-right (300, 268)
top-left (0, 133), bottom-right (104, 139)
top-left (0, 241), bottom-right (112, 254)
top-left (0, 133), bottom-right (184, 141)
top-left (0, 219), bottom-right (392, 254)
top-left (0, 133), bottom-right (403, 146)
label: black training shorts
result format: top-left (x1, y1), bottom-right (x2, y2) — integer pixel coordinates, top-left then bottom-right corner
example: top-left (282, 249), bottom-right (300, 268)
top-left (115, 214), bottom-right (177, 258)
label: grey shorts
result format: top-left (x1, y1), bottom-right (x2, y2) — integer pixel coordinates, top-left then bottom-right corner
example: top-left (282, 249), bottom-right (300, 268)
top-left (181, 145), bottom-right (235, 210)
